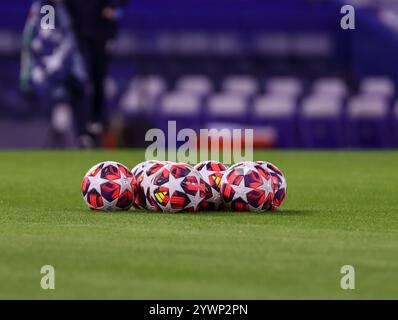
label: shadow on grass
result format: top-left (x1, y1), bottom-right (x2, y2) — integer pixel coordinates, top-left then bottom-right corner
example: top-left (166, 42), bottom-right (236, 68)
top-left (80, 209), bottom-right (316, 218)
top-left (169, 209), bottom-right (316, 218)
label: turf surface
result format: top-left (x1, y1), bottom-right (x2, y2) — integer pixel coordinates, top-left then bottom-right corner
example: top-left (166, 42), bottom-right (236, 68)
top-left (0, 150), bottom-right (397, 299)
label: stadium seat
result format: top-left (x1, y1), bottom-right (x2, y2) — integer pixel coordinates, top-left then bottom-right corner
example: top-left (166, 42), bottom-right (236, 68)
top-left (211, 32), bottom-right (244, 56)
top-left (222, 76), bottom-right (259, 97)
top-left (161, 92), bottom-right (202, 116)
top-left (293, 33), bottom-right (333, 57)
top-left (119, 75), bottom-right (167, 114)
top-left (119, 90), bottom-right (152, 115)
top-left (175, 75), bottom-right (213, 96)
top-left (206, 93), bottom-right (249, 124)
top-left (266, 77), bottom-right (303, 99)
top-left (251, 94), bottom-right (297, 147)
top-left (129, 75), bottom-right (167, 102)
top-left (300, 94), bottom-right (344, 148)
top-left (155, 91), bottom-right (203, 134)
top-left (347, 94), bottom-right (391, 147)
top-left (253, 33), bottom-right (290, 56)
top-left (359, 77), bottom-right (395, 99)
top-left (312, 77), bottom-right (348, 98)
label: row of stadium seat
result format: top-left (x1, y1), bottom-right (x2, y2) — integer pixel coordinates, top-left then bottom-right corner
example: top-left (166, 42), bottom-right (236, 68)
top-left (0, 67), bottom-right (397, 148)
top-left (115, 75), bottom-right (398, 148)
top-left (118, 75), bottom-right (396, 108)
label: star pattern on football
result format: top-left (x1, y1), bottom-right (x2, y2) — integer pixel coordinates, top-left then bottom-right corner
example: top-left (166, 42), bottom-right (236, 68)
top-left (150, 163), bottom-right (206, 213)
top-left (194, 161), bottom-right (228, 210)
top-left (82, 161), bottom-right (135, 211)
top-left (220, 161), bottom-right (274, 212)
top-left (82, 160), bottom-right (286, 213)
top-left (255, 160), bottom-right (287, 209)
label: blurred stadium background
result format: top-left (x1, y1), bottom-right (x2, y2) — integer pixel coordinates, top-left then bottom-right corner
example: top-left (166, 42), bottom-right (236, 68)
top-left (1, 0), bottom-right (398, 149)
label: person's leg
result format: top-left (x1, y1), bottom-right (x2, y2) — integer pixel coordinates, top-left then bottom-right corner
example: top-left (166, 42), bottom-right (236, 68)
top-left (91, 40), bottom-right (108, 125)
top-left (79, 39), bottom-right (109, 145)
top-left (73, 39), bottom-right (97, 147)
top-left (88, 38), bottom-right (110, 146)
top-left (68, 76), bottom-right (90, 138)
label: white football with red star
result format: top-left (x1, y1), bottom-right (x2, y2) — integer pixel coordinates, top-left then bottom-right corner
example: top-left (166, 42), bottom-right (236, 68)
top-left (81, 161), bottom-right (136, 211)
top-left (254, 161), bottom-right (287, 209)
top-left (132, 160), bottom-right (169, 210)
top-left (194, 161), bottom-right (228, 210)
top-left (148, 162), bottom-right (207, 213)
top-left (220, 161), bottom-right (274, 212)
top-left (131, 160), bottom-right (165, 181)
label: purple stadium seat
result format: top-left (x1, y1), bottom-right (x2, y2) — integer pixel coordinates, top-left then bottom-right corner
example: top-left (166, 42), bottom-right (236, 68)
top-left (347, 94), bottom-right (391, 148)
top-left (206, 93), bottom-right (249, 125)
top-left (130, 76), bottom-right (167, 101)
top-left (175, 75), bottom-right (213, 96)
top-left (312, 77), bottom-right (348, 99)
top-left (119, 75), bottom-right (167, 115)
top-left (253, 33), bottom-right (290, 57)
top-left (154, 91), bottom-right (203, 134)
top-left (119, 90), bottom-right (151, 115)
top-left (293, 33), bottom-right (333, 57)
top-left (300, 94), bottom-right (344, 148)
top-left (266, 77), bottom-right (303, 99)
top-left (222, 76), bottom-right (259, 98)
top-left (251, 94), bottom-right (297, 148)
top-left (360, 77), bottom-right (395, 100)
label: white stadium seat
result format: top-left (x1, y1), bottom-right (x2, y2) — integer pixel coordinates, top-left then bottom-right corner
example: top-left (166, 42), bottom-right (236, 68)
top-left (360, 77), bottom-right (395, 99)
top-left (222, 75), bottom-right (259, 97)
top-left (266, 77), bottom-right (302, 98)
top-left (302, 94), bottom-right (343, 119)
top-left (119, 90), bottom-right (149, 113)
top-left (161, 92), bottom-right (201, 116)
top-left (312, 77), bottom-right (348, 98)
top-left (253, 94), bottom-right (296, 118)
top-left (120, 76), bottom-right (167, 113)
top-left (129, 75), bottom-right (167, 99)
top-left (207, 93), bottom-right (247, 117)
top-left (176, 75), bottom-right (213, 96)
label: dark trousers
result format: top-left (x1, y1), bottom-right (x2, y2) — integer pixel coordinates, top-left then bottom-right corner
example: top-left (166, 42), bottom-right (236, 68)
top-left (78, 37), bottom-right (109, 126)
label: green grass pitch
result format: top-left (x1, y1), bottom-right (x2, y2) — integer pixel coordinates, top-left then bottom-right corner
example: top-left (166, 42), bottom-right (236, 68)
top-left (0, 150), bottom-right (397, 299)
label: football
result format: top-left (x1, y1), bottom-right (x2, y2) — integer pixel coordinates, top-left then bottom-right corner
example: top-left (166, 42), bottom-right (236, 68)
top-left (194, 160), bottom-right (228, 210)
top-left (220, 161), bottom-right (274, 212)
top-left (82, 161), bottom-right (136, 211)
top-left (149, 162), bottom-right (207, 212)
top-left (255, 161), bottom-right (287, 209)
top-left (131, 160), bottom-right (165, 182)
top-left (133, 160), bottom-right (168, 210)
top-left (131, 160), bottom-right (164, 209)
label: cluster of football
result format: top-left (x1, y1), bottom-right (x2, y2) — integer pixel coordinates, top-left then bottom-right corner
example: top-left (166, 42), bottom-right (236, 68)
top-left (81, 160), bottom-right (287, 213)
